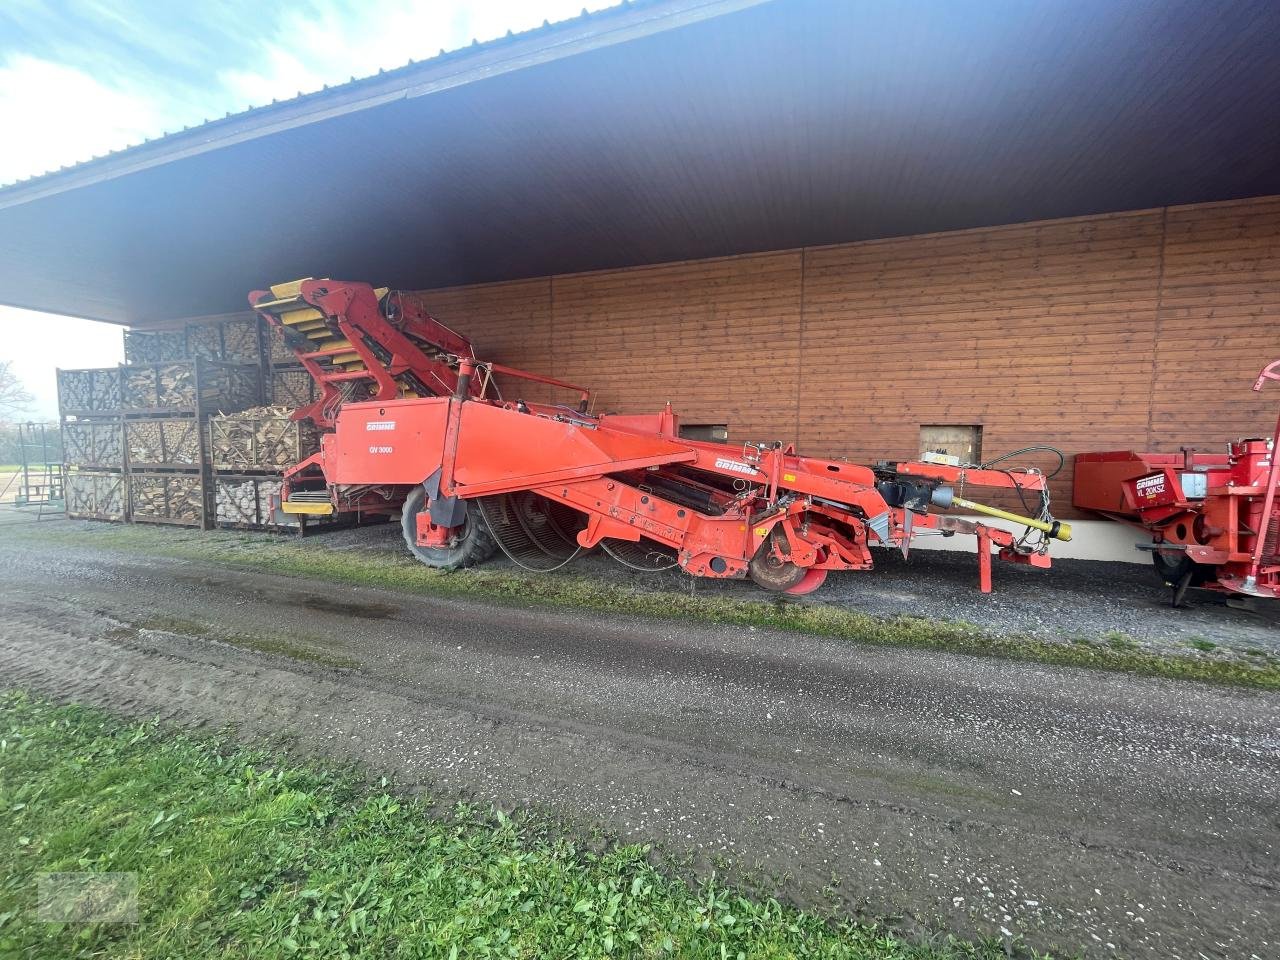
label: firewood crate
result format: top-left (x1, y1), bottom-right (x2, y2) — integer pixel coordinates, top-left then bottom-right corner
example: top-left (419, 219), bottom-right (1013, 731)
top-left (62, 420), bottom-right (124, 470)
top-left (218, 316), bottom-right (264, 364)
top-left (213, 474), bottom-right (300, 530)
top-left (124, 418), bottom-right (208, 471)
top-left (122, 328), bottom-right (186, 365)
top-left (268, 366), bottom-right (318, 409)
top-left (65, 470), bottom-right (127, 521)
top-left (120, 358), bottom-right (261, 416)
top-left (184, 315), bottom-right (264, 364)
top-left (128, 472), bottom-right (210, 527)
top-left (57, 368), bottom-right (122, 418)
top-left (267, 324), bottom-right (303, 365)
top-left (208, 408), bottom-right (321, 473)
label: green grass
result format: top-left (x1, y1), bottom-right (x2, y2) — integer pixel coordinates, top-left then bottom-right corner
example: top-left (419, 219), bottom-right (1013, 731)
top-left (0, 692), bottom-right (1030, 959)
top-left (10, 522), bottom-right (1280, 690)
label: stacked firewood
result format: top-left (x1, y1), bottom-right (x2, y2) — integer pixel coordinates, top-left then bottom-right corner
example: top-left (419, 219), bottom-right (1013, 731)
top-left (63, 420), bottom-right (124, 468)
top-left (125, 317), bottom-right (262, 365)
top-left (125, 419), bottom-right (203, 468)
top-left (208, 405), bottom-right (320, 472)
top-left (65, 471), bottom-right (125, 519)
top-left (58, 369), bottom-right (122, 414)
top-left (122, 363), bottom-right (198, 410)
top-left (130, 474), bottom-right (205, 524)
top-left (123, 329), bottom-right (186, 364)
top-left (268, 325), bottom-right (297, 364)
top-left (185, 323), bottom-right (223, 360)
top-left (215, 476), bottom-right (286, 526)
top-left (269, 368), bottom-right (317, 409)
top-left (221, 317), bottom-right (262, 364)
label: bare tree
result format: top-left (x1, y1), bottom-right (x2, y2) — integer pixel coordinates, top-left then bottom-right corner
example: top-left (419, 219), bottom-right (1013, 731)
top-left (0, 361), bottom-right (33, 421)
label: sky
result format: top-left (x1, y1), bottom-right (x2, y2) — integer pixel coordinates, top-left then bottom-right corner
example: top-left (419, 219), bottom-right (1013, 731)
top-left (0, 0), bottom-right (614, 419)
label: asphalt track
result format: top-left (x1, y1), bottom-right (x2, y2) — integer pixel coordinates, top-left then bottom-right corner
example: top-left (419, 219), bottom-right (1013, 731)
top-left (0, 535), bottom-right (1275, 958)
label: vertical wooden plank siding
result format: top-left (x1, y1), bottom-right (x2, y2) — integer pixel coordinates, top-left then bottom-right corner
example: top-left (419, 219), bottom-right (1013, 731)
top-left (551, 252), bottom-right (804, 442)
top-left (413, 195), bottom-right (1280, 518)
top-left (403, 278), bottom-right (555, 404)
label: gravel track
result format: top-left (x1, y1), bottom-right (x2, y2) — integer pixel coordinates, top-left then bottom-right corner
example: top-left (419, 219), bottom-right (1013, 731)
top-left (0, 533), bottom-right (1276, 958)
top-left (305, 520), bottom-right (1280, 656)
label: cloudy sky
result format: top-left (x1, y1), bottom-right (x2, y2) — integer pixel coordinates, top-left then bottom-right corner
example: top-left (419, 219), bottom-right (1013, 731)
top-left (0, 0), bottom-right (611, 418)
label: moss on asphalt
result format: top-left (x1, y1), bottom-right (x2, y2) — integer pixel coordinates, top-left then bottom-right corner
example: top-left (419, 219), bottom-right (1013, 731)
top-left (9, 521), bottom-right (1280, 690)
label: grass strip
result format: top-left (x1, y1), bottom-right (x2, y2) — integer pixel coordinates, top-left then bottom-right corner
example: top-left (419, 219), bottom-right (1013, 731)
top-left (10, 521), bottom-right (1280, 690)
top-left (0, 692), bottom-right (1029, 959)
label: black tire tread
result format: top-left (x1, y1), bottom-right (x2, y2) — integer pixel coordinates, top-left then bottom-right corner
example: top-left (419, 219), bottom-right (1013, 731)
top-left (401, 487), bottom-right (498, 570)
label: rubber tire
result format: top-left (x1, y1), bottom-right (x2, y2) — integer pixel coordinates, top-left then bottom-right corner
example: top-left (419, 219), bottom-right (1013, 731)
top-left (401, 486), bottom-right (497, 570)
top-left (1151, 551), bottom-right (1210, 587)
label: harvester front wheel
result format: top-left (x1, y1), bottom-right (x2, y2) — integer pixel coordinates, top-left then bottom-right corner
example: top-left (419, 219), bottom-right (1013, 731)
top-left (1151, 550), bottom-right (1211, 588)
top-left (401, 487), bottom-right (497, 570)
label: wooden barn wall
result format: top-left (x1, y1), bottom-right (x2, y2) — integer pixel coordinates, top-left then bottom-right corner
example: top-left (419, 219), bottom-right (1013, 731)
top-left (410, 195), bottom-right (1280, 518)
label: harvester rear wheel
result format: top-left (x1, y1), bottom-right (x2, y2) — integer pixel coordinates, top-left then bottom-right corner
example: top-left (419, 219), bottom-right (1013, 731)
top-left (401, 486), bottom-right (497, 570)
top-left (749, 529), bottom-right (812, 592)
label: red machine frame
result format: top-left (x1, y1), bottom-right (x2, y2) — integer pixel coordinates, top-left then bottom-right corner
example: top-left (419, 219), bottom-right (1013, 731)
top-left (1074, 359), bottom-right (1280, 604)
top-left (254, 279), bottom-right (1071, 596)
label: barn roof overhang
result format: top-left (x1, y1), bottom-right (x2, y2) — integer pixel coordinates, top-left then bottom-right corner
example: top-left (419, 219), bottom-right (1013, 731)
top-left (1, 0), bottom-right (1278, 325)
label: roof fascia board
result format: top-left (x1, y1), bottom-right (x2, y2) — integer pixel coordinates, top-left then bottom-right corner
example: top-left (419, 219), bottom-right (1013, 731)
top-left (0, 0), bottom-right (773, 212)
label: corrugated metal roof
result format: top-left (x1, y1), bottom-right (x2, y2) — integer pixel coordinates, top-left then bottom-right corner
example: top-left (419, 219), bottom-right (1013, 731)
top-left (1, 0), bottom-right (1278, 324)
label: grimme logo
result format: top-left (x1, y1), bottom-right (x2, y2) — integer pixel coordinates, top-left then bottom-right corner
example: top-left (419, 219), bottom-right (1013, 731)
top-left (714, 458), bottom-right (758, 476)
top-left (1136, 475), bottom-right (1165, 499)
top-left (366, 421), bottom-right (397, 431)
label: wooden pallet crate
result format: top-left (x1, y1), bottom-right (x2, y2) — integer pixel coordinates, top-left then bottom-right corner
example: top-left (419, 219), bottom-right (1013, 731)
top-left (124, 418), bottom-right (207, 471)
top-left (213, 474), bottom-right (301, 529)
top-left (57, 367), bottom-right (122, 418)
top-left (220, 316), bottom-right (263, 364)
top-left (128, 472), bottom-right (209, 527)
top-left (208, 407), bottom-right (321, 472)
top-left (123, 328), bottom-right (186, 365)
top-left (62, 420), bottom-right (124, 469)
top-left (120, 358), bottom-right (261, 416)
top-left (267, 324), bottom-right (302, 364)
top-left (65, 470), bottom-right (126, 521)
top-left (268, 367), bottom-right (318, 409)
top-left (184, 321), bottom-right (224, 360)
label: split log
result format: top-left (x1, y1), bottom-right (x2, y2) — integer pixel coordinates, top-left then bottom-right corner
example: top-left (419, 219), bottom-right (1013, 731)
top-left (125, 419), bottom-right (203, 468)
top-left (215, 475), bottom-right (289, 527)
top-left (129, 473), bottom-right (206, 525)
top-left (185, 322), bottom-right (223, 360)
top-left (65, 470), bottom-right (125, 520)
top-left (58, 368), bottom-right (121, 416)
top-left (119, 360), bottom-right (259, 414)
top-left (208, 405), bottom-right (320, 471)
top-left (268, 325), bottom-right (299, 364)
top-left (63, 420), bottom-right (123, 468)
top-left (269, 368), bottom-right (318, 409)
top-left (221, 317), bottom-right (263, 364)
top-left (123, 329), bottom-right (185, 364)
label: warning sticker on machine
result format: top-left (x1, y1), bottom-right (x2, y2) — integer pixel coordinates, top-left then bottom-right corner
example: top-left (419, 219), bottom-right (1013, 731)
top-left (366, 421), bottom-right (396, 431)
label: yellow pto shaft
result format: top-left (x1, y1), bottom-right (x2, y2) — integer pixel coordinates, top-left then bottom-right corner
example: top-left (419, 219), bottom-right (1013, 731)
top-left (951, 496), bottom-right (1072, 541)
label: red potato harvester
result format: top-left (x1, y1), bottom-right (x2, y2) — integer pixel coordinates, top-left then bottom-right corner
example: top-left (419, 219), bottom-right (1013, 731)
top-left (252, 279), bottom-right (1071, 596)
top-left (1074, 360), bottom-right (1280, 606)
